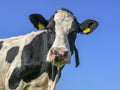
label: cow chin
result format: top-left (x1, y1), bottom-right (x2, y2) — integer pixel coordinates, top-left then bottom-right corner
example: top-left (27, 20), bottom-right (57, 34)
top-left (52, 59), bottom-right (71, 67)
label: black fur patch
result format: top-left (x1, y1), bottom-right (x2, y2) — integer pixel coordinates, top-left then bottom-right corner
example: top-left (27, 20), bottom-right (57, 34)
top-left (9, 67), bottom-right (22, 89)
top-left (0, 41), bottom-right (3, 50)
top-left (21, 32), bottom-right (58, 82)
top-left (6, 46), bottom-right (19, 63)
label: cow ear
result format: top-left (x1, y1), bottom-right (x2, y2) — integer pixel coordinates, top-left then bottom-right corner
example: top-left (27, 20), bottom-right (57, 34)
top-left (29, 14), bottom-right (48, 30)
top-left (79, 19), bottom-right (99, 34)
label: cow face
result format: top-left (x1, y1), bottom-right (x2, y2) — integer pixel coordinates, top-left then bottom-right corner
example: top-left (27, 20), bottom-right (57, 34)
top-left (47, 9), bottom-right (80, 66)
top-left (29, 8), bottom-right (98, 67)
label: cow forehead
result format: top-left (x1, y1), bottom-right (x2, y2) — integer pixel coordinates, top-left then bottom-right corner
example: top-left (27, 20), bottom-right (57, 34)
top-left (54, 9), bottom-right (74, 21)
top-left (53, 9), bottom-right (75, 34)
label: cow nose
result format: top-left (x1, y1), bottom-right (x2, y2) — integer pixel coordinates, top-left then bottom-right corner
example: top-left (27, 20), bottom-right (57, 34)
top-left (50, 48), bottom-right (69, 62)
top-left (54, 55), bottom-right (63, 61)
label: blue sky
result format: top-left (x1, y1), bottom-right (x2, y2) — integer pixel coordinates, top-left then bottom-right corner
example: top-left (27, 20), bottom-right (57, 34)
top-left (0, 0), bottom-right (120, 90)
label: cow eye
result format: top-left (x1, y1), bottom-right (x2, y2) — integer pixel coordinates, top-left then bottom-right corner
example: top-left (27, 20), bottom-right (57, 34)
top-left (73, 31), bottom-right (77, 35)
top-left (72, 30), bottom-right (77, 34)
top-left (69, 30), bottom-right (77, 36)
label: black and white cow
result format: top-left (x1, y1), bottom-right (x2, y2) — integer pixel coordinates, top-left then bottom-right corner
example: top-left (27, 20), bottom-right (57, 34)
top-left (0, 8), bottom-right (98, 90)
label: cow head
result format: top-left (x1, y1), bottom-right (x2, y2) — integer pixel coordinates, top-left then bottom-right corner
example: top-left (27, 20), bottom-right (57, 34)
top-left (29, 8), bottom-right (98, 67)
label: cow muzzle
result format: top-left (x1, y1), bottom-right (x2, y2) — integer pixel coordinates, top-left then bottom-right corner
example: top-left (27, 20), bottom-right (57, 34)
top-left (49, 48), bottom-right (70, 66)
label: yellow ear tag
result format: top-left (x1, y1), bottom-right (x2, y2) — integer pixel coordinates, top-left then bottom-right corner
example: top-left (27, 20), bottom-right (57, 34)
top-left (83, 28), bottom-right (91, 34)
top-left (38, 22), bottom-right (45, 29)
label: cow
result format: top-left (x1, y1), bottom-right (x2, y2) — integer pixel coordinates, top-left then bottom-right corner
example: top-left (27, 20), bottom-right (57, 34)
top-left (0, 8), bottom-right (98, 90)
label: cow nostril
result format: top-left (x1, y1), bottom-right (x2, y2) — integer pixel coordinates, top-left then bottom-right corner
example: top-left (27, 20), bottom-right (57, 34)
top-left (54, 50), bottom-right (59, 55)
top-left (63, 51), bottom-right (69, 58)
top-left (51, 49), bottom-right (59, 55)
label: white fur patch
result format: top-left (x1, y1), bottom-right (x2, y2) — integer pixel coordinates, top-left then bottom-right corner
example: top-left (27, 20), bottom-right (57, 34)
top-left (23, 72), bottom-right (59, 90)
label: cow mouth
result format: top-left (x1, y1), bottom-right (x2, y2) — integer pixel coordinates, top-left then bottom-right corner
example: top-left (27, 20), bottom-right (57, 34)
top-left (50, 54), bottom-right (70, 66)
top-left (52, 60), bottom-right (70, 66)
top-left (51, 56), bottom-right (70, 66)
